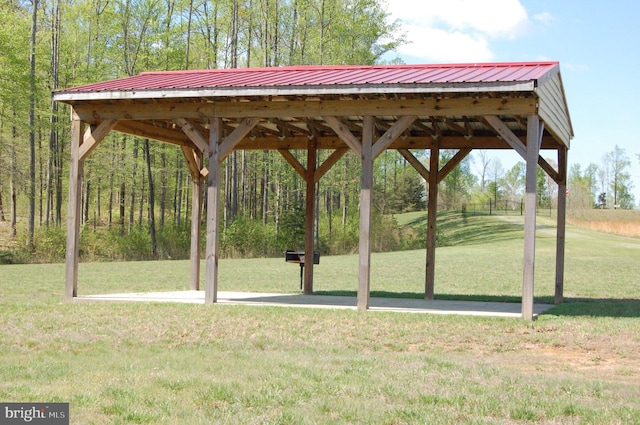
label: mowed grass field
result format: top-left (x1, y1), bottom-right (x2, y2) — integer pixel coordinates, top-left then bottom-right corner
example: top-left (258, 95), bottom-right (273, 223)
top-left (1, 214), bottom-right (639, 424)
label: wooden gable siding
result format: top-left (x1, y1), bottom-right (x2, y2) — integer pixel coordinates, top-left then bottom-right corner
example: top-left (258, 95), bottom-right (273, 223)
top-left (537, 72), bottom-right (573, 148)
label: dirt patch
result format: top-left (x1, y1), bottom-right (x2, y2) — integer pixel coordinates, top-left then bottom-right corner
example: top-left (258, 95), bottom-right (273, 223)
top-left (472, 334), bottom-right (640, 385)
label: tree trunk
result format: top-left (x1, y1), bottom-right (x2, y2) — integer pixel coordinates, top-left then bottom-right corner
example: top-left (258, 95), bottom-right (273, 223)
top-left (84, 179), bottom-right (91, 225)
top-left (342, 155), bottom-right (349, 228)
top-left (28, 0), bottom-right (39, 249)
top-left (96, 177), bottom-right (101, 225)
top-left (185, 0), bottom-right (193, 69)
top-left (9, 124), bottom-right (17, 237)
top-left (144, 139), bottom-right (157, 256)
top-left (160, 147), bottom-right (166, 230)
top-left (129, 140), bottom-right (138, 233)
top-left (261, 151), bottom-right (269, 224)
top-left (138, 170), bottom-right (144, 228)
top-left (47, 0), bottom-right (61, 227)
top-left (119, 136), bottom-right (127, 235)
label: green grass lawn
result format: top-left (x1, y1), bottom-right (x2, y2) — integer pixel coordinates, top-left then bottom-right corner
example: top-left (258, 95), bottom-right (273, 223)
top-left (1, 214), bottom-right (639, 424)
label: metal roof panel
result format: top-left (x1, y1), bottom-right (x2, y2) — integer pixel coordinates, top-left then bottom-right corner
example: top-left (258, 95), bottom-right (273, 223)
top-left (58, 62), bottom-right (560, 94)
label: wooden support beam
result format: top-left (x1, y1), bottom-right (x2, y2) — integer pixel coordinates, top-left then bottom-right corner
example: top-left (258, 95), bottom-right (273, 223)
top-left (555, 146), bottom-right (568, 304)
top-left (323, 116), bottom-right (362, 156)
top-left (486, 116), bottom-right (560, 183)
top-left (181, 146), bottom-right (202, 181)
top-left (538, 155), bottom-right (560, 183)
top-left (205, 118), bottom-right (222, 304)
top-left (315, 149), bottom-right (347, 183)
top-left (190, 175), bottom-right (202, 291)
top-left (278, 149), bottom-right (307, 179)
top-left (358, 116), bottom-right (375, 310)
top-left (398, 149), bottom-right (430, 181)
top-left (230, 134), bottom-right (560, 151)
top-left (218, 117), bottom-right (260, 161)
top-left (65, 117), bottom-right (84, 302)
top-left (304, 139), bottom-right (318, 295)
top-left (173, 118), bottom-right (209, 154)
top-left (483, 115), bottom-right (527, 159)
top-left (437, 148), bottom-right (472, 184)
top-left (425, 144), bottom-right (439, 300)
top-left (115, 120), bottom-right (192, 147)
top-left (372, 115), bottom-right (416, 159)
top-left (522, 115), bottom-right (540, 320)
top-left (72, 96), bottom-right (537, 121)
top-left (79, 119), bottom-right (118, 161)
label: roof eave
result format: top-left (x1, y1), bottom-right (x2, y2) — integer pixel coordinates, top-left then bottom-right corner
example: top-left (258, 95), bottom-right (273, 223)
top-left (53, 81), bottom-right (537, 103)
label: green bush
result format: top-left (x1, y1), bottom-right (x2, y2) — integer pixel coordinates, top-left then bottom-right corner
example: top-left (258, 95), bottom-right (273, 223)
top-left (157, 224), bottom-right (191, 260)
top-left (221, 215), bottom-right (279, 258)
top-left (33, 226), bottom-right (67, 262)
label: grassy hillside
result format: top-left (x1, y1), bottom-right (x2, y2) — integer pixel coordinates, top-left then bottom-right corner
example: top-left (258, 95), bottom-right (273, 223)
top-left (1, 214), bottom-right (639, 423)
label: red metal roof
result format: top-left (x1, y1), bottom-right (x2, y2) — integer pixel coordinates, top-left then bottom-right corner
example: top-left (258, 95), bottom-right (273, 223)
top-left (58, 62), bottom-right (559, 94)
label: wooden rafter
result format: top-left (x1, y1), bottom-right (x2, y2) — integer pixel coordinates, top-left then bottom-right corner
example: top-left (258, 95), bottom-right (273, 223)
top-left (441, 117), bottom-right (470, 139)
top-left (271, 119), bottom-right (313, 137)
top-left (413, 120), bottom-right (438, 139)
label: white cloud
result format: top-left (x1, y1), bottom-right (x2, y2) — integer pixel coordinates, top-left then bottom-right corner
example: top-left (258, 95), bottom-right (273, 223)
top-left (398, 26), bottom-right (494, 63)
top-left (533, 11), bottom-right (554, 25)
top-left (386, 0), bottom-right (532, 62)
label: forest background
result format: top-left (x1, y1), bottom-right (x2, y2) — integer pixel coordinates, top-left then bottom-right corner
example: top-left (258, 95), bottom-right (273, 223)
top-left (0, 0), bottom-right (637, 264)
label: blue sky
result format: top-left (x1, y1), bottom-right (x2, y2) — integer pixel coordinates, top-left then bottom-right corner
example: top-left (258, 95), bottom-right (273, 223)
top-left (383, 0), bottom-right (640, 206)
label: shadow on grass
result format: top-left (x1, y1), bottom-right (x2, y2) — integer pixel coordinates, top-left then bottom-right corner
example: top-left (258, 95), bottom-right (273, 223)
top-left (540, 298), bottom-right (640, 318)
top-left (404, 211), bottom-right (525, 247)
top-left (314, 292), bottom-right (640, 318)
top-left (314, 290), bottom-right (523, 304)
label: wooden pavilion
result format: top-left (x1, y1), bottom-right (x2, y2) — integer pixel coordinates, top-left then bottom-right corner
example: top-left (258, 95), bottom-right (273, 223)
top-left (53, 62), bottom-right (573, 320)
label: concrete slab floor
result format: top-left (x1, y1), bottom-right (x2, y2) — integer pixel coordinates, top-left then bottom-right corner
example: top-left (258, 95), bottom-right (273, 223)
top-left (74, 291), bottom-right (555, 318)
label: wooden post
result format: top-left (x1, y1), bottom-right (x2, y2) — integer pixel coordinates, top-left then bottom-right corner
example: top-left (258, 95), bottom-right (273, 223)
top-left (64, 115), bottom-right (84, 302)
top-left (357, 116), bottom-right (374, 310)
top-left (522, 115), bottom-right (540, 320)
top-left (205, 118), bottom-right (221, 304)
top-left (555, 146), bottom-right (568, 304)
top-left (303, 139), bottom-right (317, 295)
top-left (425, 143), bottom-right (439, 300)
top-left (189, 174), bottom-right (202, 291)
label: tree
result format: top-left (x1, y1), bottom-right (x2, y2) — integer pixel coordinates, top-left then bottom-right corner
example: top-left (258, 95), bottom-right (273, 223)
top-left (439, 150), bottom-right (476, 209)
top-left (502, 161), bottom-right (524, 207)
top-left (568, 163), bottom-right (598, 209)
top-left (488, 157), bottom-right (504, 204)
top-left (602, 145), bottom-right (634, 209)
top-left (476, 150), bottom-right (491, 193)
top-left (0, 0), bottom-right (409, 260)
top-left (385, 167), bottom-right (425, 214)
top-left (536, 166), bottom-right (548, 207)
